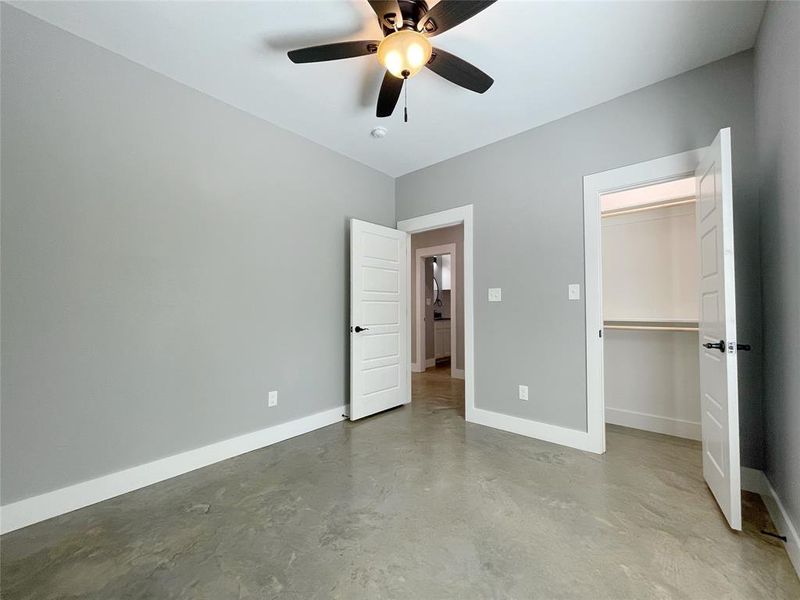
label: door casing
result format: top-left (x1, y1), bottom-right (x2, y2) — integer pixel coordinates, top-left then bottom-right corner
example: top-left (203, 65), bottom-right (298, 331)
top-left (582, 148), bottom-right (705, 454)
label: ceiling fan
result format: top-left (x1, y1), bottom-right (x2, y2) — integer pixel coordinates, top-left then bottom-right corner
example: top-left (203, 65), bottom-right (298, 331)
top-left (287, 0), bottom-right (496, 119)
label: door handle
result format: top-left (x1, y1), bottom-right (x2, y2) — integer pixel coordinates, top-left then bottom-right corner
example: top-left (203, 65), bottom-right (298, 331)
top-left (354, 326), bottom-right (369, 333)
top-left (737, 343), bottom-right (751, 351)
top-left (703, 340), bottom-right (725, 353)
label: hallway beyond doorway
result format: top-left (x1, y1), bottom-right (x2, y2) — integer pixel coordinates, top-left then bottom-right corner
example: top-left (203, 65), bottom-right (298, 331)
top-left (412, 360), bottom-right (465, 419)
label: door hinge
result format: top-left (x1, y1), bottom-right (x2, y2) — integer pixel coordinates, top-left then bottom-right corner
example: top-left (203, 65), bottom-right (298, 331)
top-left (599, 329), bottom-right (603, 338)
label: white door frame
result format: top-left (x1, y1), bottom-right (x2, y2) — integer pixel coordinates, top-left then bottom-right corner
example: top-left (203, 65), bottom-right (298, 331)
top-left (583, 148), bottom-right (704, 454)
top-left (398, 205), bottom-right (475, 420)
top-left (414, 244), bottom-right (458, 379)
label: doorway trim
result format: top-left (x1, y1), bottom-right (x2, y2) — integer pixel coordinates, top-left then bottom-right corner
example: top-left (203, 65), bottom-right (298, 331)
top-left (398, 205), bottom-right (475, 419)
top-left (583, 148), bottom-right (704, 454)
top-left (413, 244), bottom-right (459, 379)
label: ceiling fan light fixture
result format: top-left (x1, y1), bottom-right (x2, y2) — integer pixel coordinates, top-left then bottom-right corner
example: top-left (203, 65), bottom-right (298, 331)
top-left (377, 30), bottom-right (432, 79)
top-left (287, 0), bottom-right (497, 118)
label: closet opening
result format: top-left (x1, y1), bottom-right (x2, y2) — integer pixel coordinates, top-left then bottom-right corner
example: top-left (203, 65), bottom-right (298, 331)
top-left (600, 176), bottom-right (701, 440)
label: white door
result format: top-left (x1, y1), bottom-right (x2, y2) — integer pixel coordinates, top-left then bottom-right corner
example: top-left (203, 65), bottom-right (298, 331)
top-left (350, 219), bottom-right (409, 420)
top-left (696, 128), bottom-right (741, 530)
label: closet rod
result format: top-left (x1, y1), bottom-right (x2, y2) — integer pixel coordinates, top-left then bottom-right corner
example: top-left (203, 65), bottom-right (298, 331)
top-left (604, 324), bottom-right (699, 332)
top-left (601, 197), bottom-right (695, 218)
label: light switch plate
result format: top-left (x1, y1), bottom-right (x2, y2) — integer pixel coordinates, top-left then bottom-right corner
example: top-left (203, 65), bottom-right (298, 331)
top-left (568, 284), bottom-right (581, 300)
top-left (426, 298), bottom-right (431, 306)
top-left (488, 288), bottom-right (502, 302)
top-left (268, 390), bottom-right (278, 407)
top-left (518, 385), bottom-right (529, 401)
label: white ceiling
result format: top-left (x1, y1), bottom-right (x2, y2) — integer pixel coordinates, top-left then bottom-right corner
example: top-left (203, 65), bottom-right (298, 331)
top-left (13, 1), bottom-right (766, 176)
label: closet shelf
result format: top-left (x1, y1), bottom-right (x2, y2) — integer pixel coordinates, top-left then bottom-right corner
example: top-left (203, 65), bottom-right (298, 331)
top-left (601, 197), bottom-right (695, 218)
top-left (604, 319), bottom-right (698, 332)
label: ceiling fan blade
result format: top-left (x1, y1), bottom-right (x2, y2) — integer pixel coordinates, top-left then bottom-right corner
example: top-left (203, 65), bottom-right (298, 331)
top-left (368, 0), bottom-right (404, 31)
top-left (376, 71), bottom-right (404, 117)
top-left (418, 0), bottom-right (496, 37)
top-left (426, 47), bottom-right (493, 93)
top-left (288, 40), bottom-right (379, 64)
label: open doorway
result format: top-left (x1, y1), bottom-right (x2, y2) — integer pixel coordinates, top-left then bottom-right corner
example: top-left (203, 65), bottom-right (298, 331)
top-left (397, 206), bottom-right (474, 421)
top-left (408, 228), bottom-right (464, 415)
top-left (349, 205), bottom-right (474, 422)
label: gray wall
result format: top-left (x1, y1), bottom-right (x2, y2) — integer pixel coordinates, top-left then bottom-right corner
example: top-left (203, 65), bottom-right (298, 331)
top-left (755, 1), bottom-right (800, 538)
top-left (1, 5), bottom-right (779, 508)
top-left (410, 225), bottom-right (465, 370)
top-left (0, 6), bottom-right (394, 504)
top-left (396, 51), bottom-right (764, 468)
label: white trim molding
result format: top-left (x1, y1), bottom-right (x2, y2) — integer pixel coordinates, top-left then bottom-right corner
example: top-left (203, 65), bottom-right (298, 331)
top-left (470, 408), bottom-right (597, 453)
top-left (605, 407), bottom-right (701, 441)
top-left (741, 468), bottom-right (800, 578)
top-left (452, 368), bottom-right (465, 380)
top-left (398, 205), bottom-right (475, 420)
top-left (0, 406), bottom-right (346, 534)
top-left (583, 148), bottom-right (705, 454)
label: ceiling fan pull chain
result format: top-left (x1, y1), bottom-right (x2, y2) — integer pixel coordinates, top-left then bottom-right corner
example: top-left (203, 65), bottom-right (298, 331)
top-left (404, 77), bottom-right (408, 123)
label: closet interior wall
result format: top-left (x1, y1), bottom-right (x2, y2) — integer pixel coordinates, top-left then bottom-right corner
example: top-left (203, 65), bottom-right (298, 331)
top-left (602, 182), bottom-right (701, 440)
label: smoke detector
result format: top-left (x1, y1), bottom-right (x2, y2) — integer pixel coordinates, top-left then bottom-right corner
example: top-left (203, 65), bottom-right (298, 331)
top-left (370, 126), bottom-right (388, 139)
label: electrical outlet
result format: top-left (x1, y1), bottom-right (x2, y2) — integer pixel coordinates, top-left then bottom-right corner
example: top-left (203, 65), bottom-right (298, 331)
top-left (518, 385), bottom-right (529, 401)
top-left (268, 390), bottom-right (278, 407)
top-left (488, 288), bottom-right (502, 302)
top-left (568, 284), bottom-right (580, 300)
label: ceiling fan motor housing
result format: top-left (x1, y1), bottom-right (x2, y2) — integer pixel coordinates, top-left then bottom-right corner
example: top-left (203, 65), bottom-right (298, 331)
top-left (381, 0), bottom-right (430, 35)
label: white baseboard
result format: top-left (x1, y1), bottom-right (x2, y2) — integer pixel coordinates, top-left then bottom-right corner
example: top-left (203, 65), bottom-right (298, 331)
top-left (741, 467), bottom-right (800, 578)
top-left (452, 368), bottom-right (465, 380)
top-left (411, 362), bottom-right (424, 373)
top-left (0, 406), bottom-right (346, 535)
top-left (605, 406), bottom-right (701, 440)
top-left (469, 407), bottom-right (598, 453)
top-left (425, 358), bottom-right (436, 368)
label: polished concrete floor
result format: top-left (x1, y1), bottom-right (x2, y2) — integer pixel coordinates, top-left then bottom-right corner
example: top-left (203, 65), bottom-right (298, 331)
top-left (1, 365), bottom-right (798, 599)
